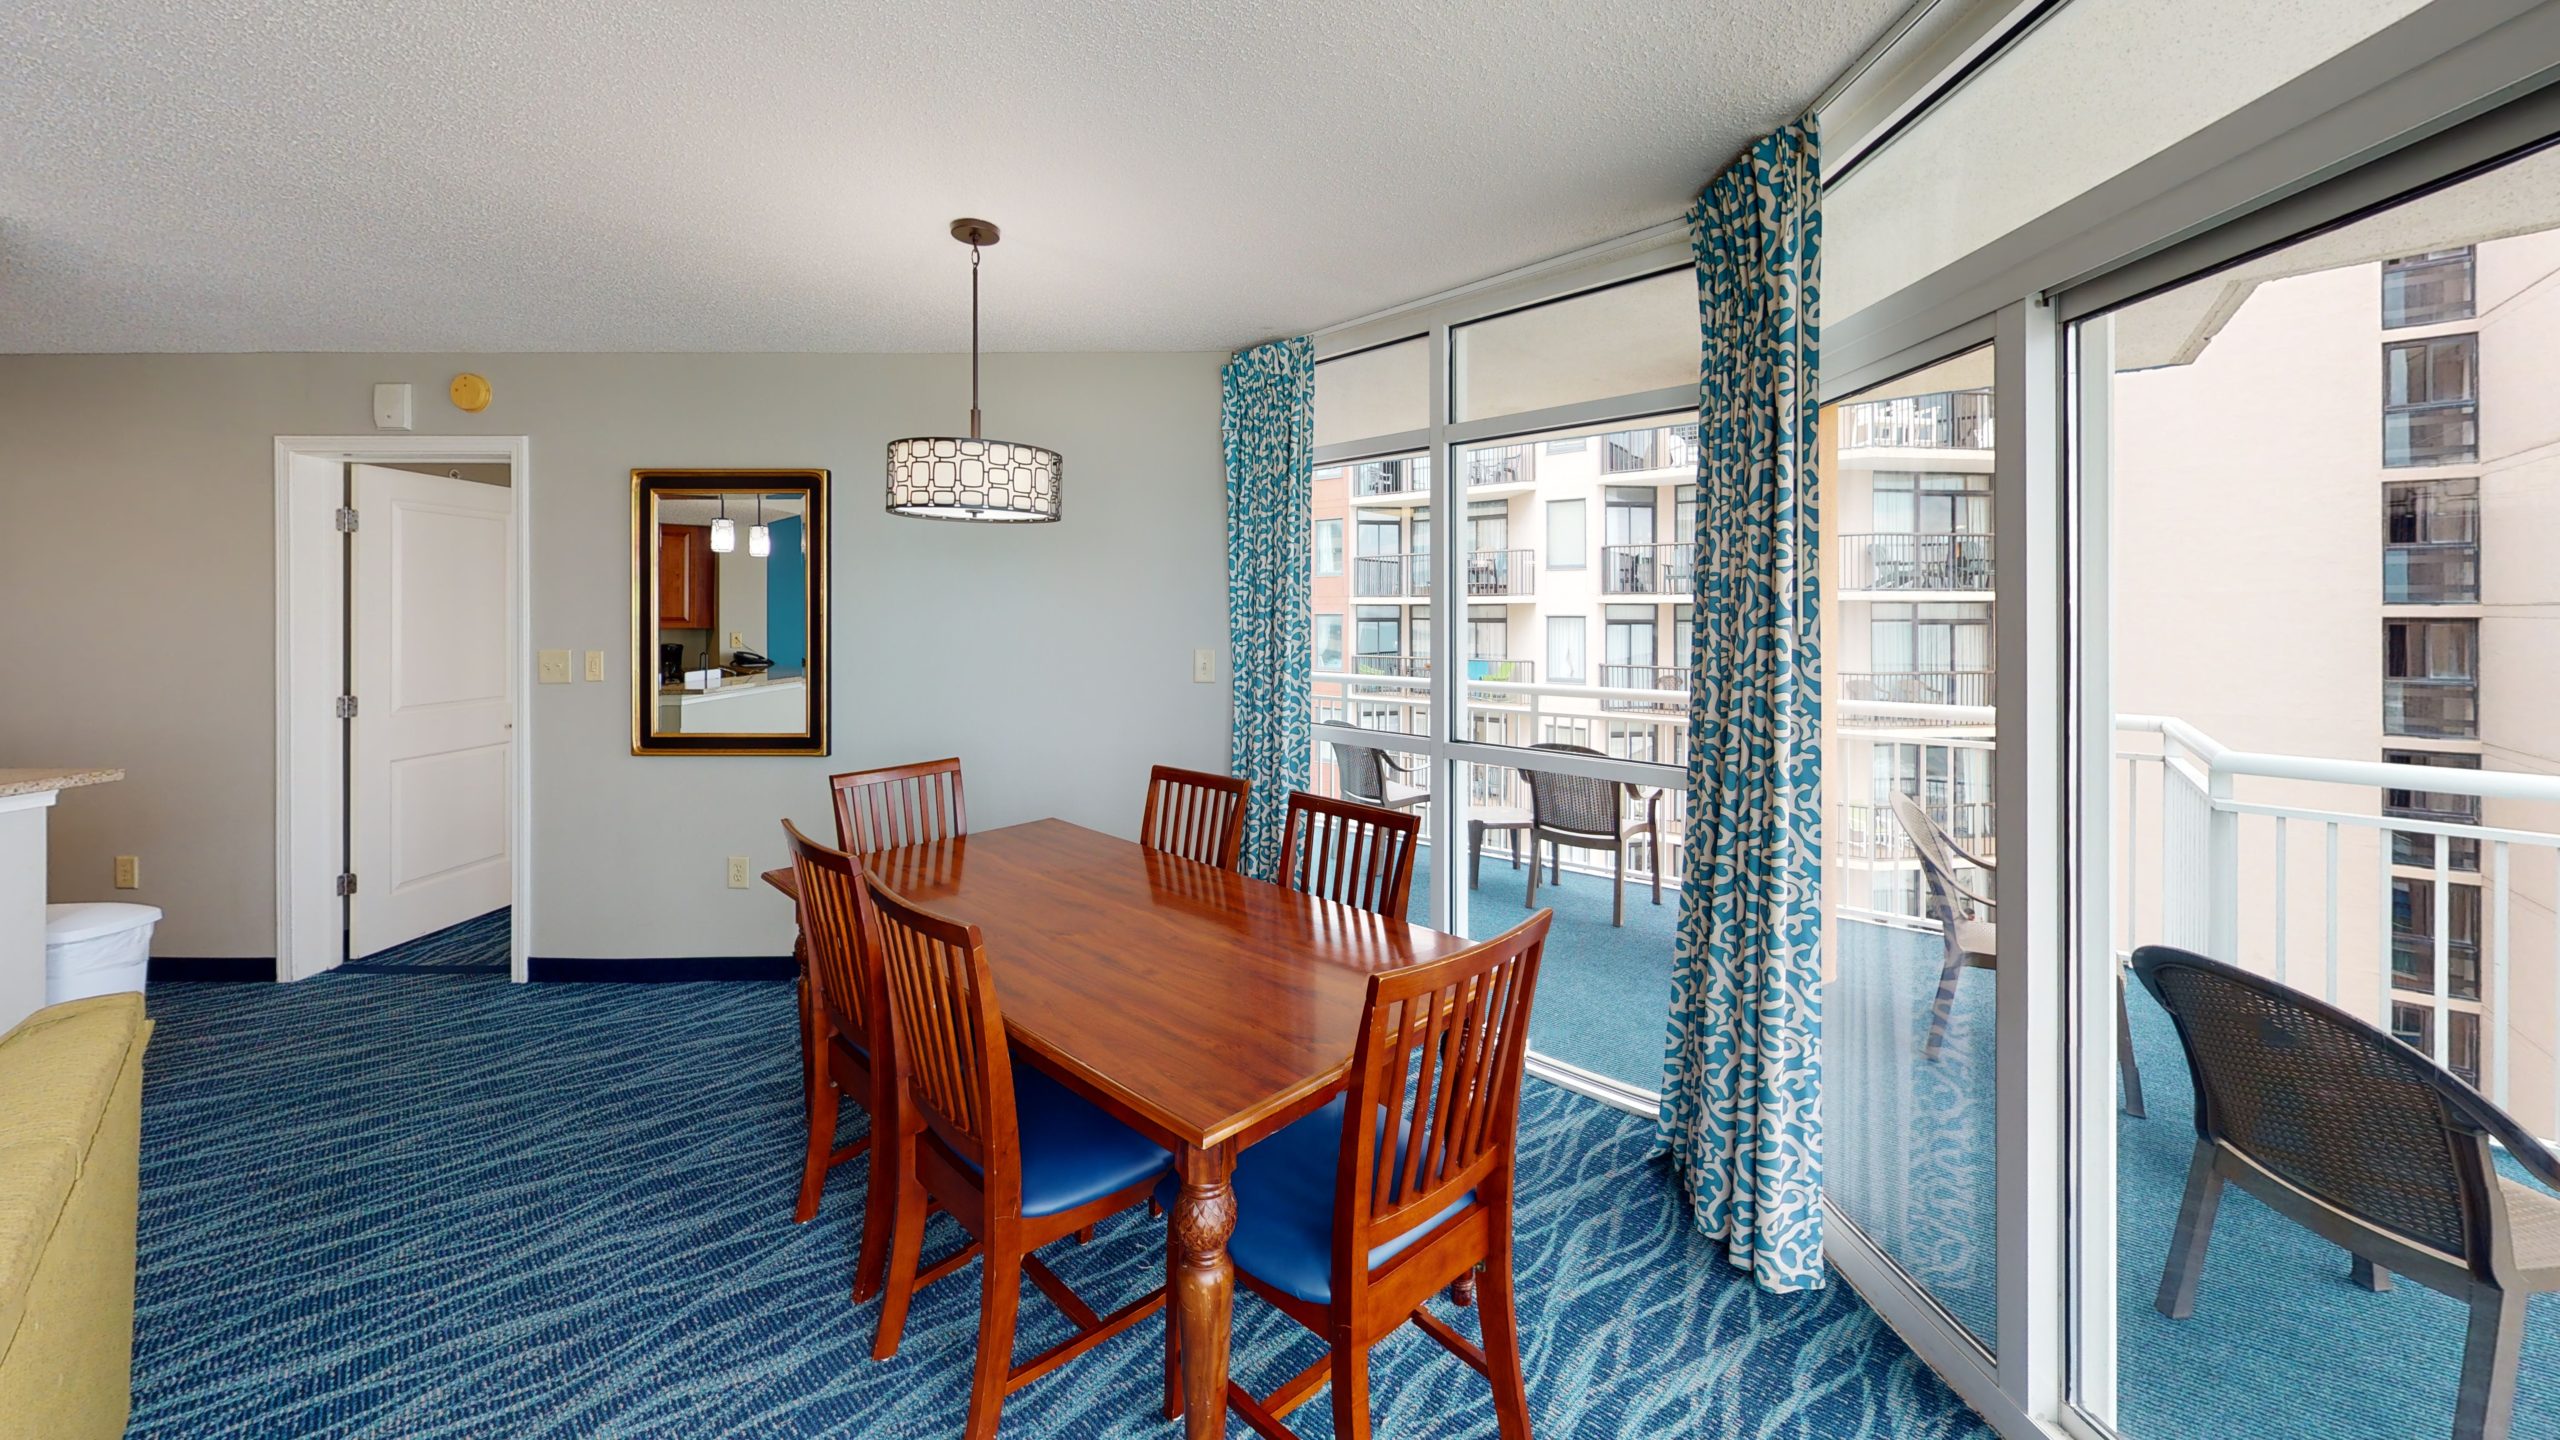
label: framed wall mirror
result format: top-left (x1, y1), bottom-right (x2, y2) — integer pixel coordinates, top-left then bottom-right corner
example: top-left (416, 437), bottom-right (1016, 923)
top-left (631, 468), bottom-right (829, 756)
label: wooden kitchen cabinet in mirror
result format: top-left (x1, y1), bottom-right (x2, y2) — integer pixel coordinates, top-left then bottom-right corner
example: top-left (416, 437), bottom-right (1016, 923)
top-left (631, 469), bottom-right (829, 756)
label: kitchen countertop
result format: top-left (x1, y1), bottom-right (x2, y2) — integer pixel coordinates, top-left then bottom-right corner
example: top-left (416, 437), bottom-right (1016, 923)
top-left (0, 767), bottom-right (123, 798)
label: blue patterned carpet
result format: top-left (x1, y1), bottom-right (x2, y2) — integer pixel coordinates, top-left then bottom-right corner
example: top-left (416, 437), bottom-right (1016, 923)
top-left (129, 930), bottom-right (1994, 1438)
top-left (339, 908), bottom-right (510, 973)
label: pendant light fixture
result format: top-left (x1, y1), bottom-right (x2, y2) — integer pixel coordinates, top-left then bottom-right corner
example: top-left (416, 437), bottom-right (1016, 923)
top-left (748, 493), bottom-right (773, 558)
top-left (886, 219), bottom-right (1063, 523)
top-left (709, 494), bottom-right (736, 553)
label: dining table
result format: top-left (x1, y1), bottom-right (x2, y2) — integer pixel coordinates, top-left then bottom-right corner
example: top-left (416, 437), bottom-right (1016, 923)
top-left (764, 816), bottom-right (1478, 1437)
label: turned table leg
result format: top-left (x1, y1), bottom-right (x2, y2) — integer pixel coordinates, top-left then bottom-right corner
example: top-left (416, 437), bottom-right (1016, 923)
top-left (1170, 1143), bottom-right (1238, 1440)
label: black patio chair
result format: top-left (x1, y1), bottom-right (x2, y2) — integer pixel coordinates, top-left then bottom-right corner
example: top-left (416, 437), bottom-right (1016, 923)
top-left (2134, 944), bottom-right (2560, 1440)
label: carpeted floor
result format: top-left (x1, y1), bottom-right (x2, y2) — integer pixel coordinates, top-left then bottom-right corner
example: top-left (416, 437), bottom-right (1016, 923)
top-left (127, 911), bottom-right (1994, 1440)
top-left (336, 908), bottom-right (510, 973)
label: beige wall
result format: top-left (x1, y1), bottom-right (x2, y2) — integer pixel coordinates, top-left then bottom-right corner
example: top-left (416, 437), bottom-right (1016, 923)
top-left (0, 352), bottom-right (1231, 962)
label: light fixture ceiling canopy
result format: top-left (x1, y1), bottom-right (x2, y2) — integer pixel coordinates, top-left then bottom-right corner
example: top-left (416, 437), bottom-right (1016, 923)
top-left (886, 217), bottom-right (1063, 524)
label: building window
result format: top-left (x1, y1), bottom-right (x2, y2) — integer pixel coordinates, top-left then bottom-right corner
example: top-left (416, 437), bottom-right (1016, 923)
top-left (2382, 478), bottom-right (2478, 603)
top-left (2381, 248), bottom-right (2476, 329)
top-left (1861, 602), bottom-right (1994, 706)
top-left (1313, 518), bottom-right (1343, 577)
top-left (2382, 334), bottom-right (2478, 467)
top-left (1409, 606), bottom-right (1430, 667)
top-left (1602, 605), bottom-right (1658, 691)
top-left (2387, 1004), bottom-right (2474, 1086)
top-left (1354, 606), bottom-right (1402, 667)
top-left (2384, 618), bottom-right (2477, 738)
top-left (1546, 616), bottom-right (1586, 683)
top-left (1466, 605), bottom-right (1508, 670)
top-left (2391, 877), bottom-right (2482, 1001)
top-left (1546, 499), bottom-right (1586, 570)
top-left (2385, 748), bottom-right (2481, 872)
top-left (1313, 614), bottom-right (1344, 674)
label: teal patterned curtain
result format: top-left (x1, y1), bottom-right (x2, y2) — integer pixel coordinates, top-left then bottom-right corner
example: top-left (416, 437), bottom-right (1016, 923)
top-left (1222, 337), bottom-right (1316, 878)
top-left (1658, 119), bottom-right (1827, 1293)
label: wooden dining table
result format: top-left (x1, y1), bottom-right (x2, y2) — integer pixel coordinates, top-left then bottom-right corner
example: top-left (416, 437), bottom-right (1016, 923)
top-left (764, 816), bottom-right (1477, 1437)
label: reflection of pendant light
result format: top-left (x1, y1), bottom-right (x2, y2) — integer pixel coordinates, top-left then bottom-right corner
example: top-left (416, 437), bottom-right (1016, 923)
top-left (886, 219), bottom-right (1063, 523)
top-left (748, 493), bottom-right (773, 558)
top-left (709, 494), bottom-right (736, 553)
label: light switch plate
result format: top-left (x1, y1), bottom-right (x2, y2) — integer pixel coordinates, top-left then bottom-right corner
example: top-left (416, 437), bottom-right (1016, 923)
top-left (537, 649), bottom-right (572, 684)
top-left (372, 382), bottom-right (413, 431)
top-left (585, 650), bottom-right (605, 682)
top-left (1193, 647), bottom-right (1216, 683)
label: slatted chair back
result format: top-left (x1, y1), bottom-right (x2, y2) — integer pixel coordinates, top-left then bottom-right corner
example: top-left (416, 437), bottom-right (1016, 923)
top-left (1338, 909), bottom-right (1553, 1267)
top-left (2132, 944), bottom-right (2556, 1265)
top-left (1276, 791), bottom-right (1420, 918)
top-left (1890, 790), bottom-right (1981, 932)
top-left (1523, 742), bottom-right (1622, 838)
top-left (1139, 765), bottom-right (1251, 871)
top-left (831, 758), bottom-right (968, 854)
top-left (860, 870), bottom-right (1017, 1187)
top-left (783, 820), bottom-right (876, 1049)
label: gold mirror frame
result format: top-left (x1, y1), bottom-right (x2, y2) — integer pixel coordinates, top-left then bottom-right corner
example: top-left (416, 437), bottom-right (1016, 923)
top-left (631, 468), bottom-right (830, 756)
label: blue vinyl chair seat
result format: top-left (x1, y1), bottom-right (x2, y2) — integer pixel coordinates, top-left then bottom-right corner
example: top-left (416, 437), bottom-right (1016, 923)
top-left (1155, 1095), bottom-right (1474, 1304)
top-left (965, 1062), bottom-right (1172, 1218)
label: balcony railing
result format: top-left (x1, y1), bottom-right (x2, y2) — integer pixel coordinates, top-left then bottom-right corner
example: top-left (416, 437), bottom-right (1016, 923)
top-left (1465, 446), bottom-right (1536, 488)
top-left (1601, 424), bottom-right (1699, 475)
top-left (2383, 541), bottom-right (2480, 604)
top-left (1598, 663), bottom-right (1688, 714)
top-left (1839, 669), bottom-right (1994, 707)
top-left (1352, 552), bottom-right (1430, 598)
top-left (1840, 532), bottom-right (1994, 592)
top-left (2385, 675), bottom-right (2478, 739)
top-left (1465, 549), bottom-right (1535, 597)
top-left (1350, 458), bottom-right (1426, 499)
top-left (1601, 542), bottom-right (1696, 596)
top-left (1841, 798), bottom-right (1998, 862)
top-left (1840, 389), bottom-right (1994, 450)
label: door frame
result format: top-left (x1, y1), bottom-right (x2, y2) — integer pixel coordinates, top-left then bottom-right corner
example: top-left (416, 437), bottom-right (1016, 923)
top-left (273, 435), bottom-right (533, 984)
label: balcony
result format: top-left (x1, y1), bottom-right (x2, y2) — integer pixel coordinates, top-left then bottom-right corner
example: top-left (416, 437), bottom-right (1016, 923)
top-left (2384, 675), bottom-right (2478, 739)
top-left (1465, 548), bottom-right (1535, 597)
top-left (1840, 796), bottom-right (1996, 862)
top-left (1597, 662), bottom-right (1688, 714)
top-left (1351, 552), bottom-right (1429, 599)
top-left (2382, 540), bottom-right (2479, 604)
top-left (1839, 669), bottom-right (1994, 707)
top-left (1464, 445), bottom-right (1536, 489)
top-left (1839, 388), bottom-right (1993, 450)
top-left (1840, 531), bottom-right (1994, 592)
top-left (1601, 424), bottom-right (1699, 475)
top-left (1600, 542), bottom-right (1695, 596)
top-left (1348, 457), bottom-right (1425, 500)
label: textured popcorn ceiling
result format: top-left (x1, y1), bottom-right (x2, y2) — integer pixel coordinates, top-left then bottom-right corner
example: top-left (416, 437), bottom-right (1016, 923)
top-left (0, 0), bottom-right (1905, 354)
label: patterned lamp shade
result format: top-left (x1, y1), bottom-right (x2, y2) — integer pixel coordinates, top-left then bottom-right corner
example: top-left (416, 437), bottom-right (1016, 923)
top-left (884, 436), bottom-right (1063, 523)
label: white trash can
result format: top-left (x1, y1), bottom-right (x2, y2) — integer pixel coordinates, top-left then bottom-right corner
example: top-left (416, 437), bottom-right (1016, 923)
top-left (44, 902), bottom-right (161, 1004)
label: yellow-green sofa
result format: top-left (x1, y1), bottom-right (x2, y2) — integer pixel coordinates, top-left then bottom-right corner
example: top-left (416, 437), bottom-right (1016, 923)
top-left (0, 993), bottom-right (150, 1440)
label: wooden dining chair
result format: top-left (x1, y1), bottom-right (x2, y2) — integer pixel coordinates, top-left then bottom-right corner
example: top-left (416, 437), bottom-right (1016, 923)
top-left (1140, 764), bottom-right (1251, 871)
top-left (860, 870), bottom-right (1174, 1439)
top-left (831, 757), bottom-right (969, 854)
top-left (780, 821), bottom-right (897, 1302)
top-left (1275, 791), bottom-right (1421, 919)
top-left (1163, 909), bottom-right (1554, 1440)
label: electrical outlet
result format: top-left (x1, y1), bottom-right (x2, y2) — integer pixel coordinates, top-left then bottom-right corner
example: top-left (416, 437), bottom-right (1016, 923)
top-left (114, 855), bottom-right (139, 889)
top-left (726, 855), bottom-right (751, 889)
top-left (1193, 647), bottom-right (1216, 683)
top-left (728, 631), bottom-right (744, 649)
top-left (585, 649), bottom-right (605, 682)
top-left (537, 649), bottom-right (572, 684)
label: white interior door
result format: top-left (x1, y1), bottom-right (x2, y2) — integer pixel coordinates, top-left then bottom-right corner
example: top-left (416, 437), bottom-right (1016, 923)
top-left (348, 464), bottom-right (513, 958)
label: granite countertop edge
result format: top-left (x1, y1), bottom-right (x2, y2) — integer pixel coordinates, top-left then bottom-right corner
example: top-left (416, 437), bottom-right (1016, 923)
top-left (0, 767), bottom-right (125, 798)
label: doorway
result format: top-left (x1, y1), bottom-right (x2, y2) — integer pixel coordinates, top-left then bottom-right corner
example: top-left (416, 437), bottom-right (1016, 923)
top-left (274, 436), bottom-right (533, 983)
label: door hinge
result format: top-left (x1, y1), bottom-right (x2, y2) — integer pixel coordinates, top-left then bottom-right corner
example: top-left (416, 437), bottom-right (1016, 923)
top-left (334, 694), bottom-right (359, 719)
top-left (335, 872), bottom-right (359, 897)
top-left (334, 507), bottom-right (360, 533)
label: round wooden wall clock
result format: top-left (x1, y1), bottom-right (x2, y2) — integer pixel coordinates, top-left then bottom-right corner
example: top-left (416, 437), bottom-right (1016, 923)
top-left (449, 373), bottom-right (492, 412)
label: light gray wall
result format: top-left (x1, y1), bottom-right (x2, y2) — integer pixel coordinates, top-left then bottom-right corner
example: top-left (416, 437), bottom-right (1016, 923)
top-left (0, 352), bottom-right (1233, 961)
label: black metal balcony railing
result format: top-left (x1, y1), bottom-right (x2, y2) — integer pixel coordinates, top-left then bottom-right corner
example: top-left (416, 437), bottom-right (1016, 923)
top-left (1840, 532), bottom-right (1994, 591)
top-left (1465, 446), bottom-right (1535, 488)
top-left (2384, 676), bottom-right (2478, 739)
top-left (1465, 549), bottom-right (1535, 597)
top-left (2383, 541), bottom-right (2480, 604)
top-left (1600, 542), bottom-right (1696, 596)
top-left (1601, 424), bottom-right (1700, 475)
top-left (1350, 458), bottom-right (1426, 498)
top-left (1842, 798), bottom-right (1997, 860)
top-left (1351, 552), bottom-right (1431, 599)
top-left (1840, 670), bottom-right (1995, 707)
top-left (1840, 389), bottom-right (1993, 450)
top-left (1598, 663), bottom-right (1689, 714)
top-left (1349, 653), bottom-right (1427, 679)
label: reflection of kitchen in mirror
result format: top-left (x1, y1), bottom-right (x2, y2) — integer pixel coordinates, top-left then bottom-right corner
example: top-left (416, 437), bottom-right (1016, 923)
top-left (633, 469), bottom-right (828, 756)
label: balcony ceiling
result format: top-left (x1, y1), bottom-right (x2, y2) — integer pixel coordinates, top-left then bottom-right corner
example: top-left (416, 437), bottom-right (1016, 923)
top-left (0, 0), bottom-right (1906, 354)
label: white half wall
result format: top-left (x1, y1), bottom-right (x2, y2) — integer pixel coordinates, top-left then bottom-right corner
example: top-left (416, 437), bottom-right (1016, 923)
top-left (0, 352), bottom-right (1232, 962)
